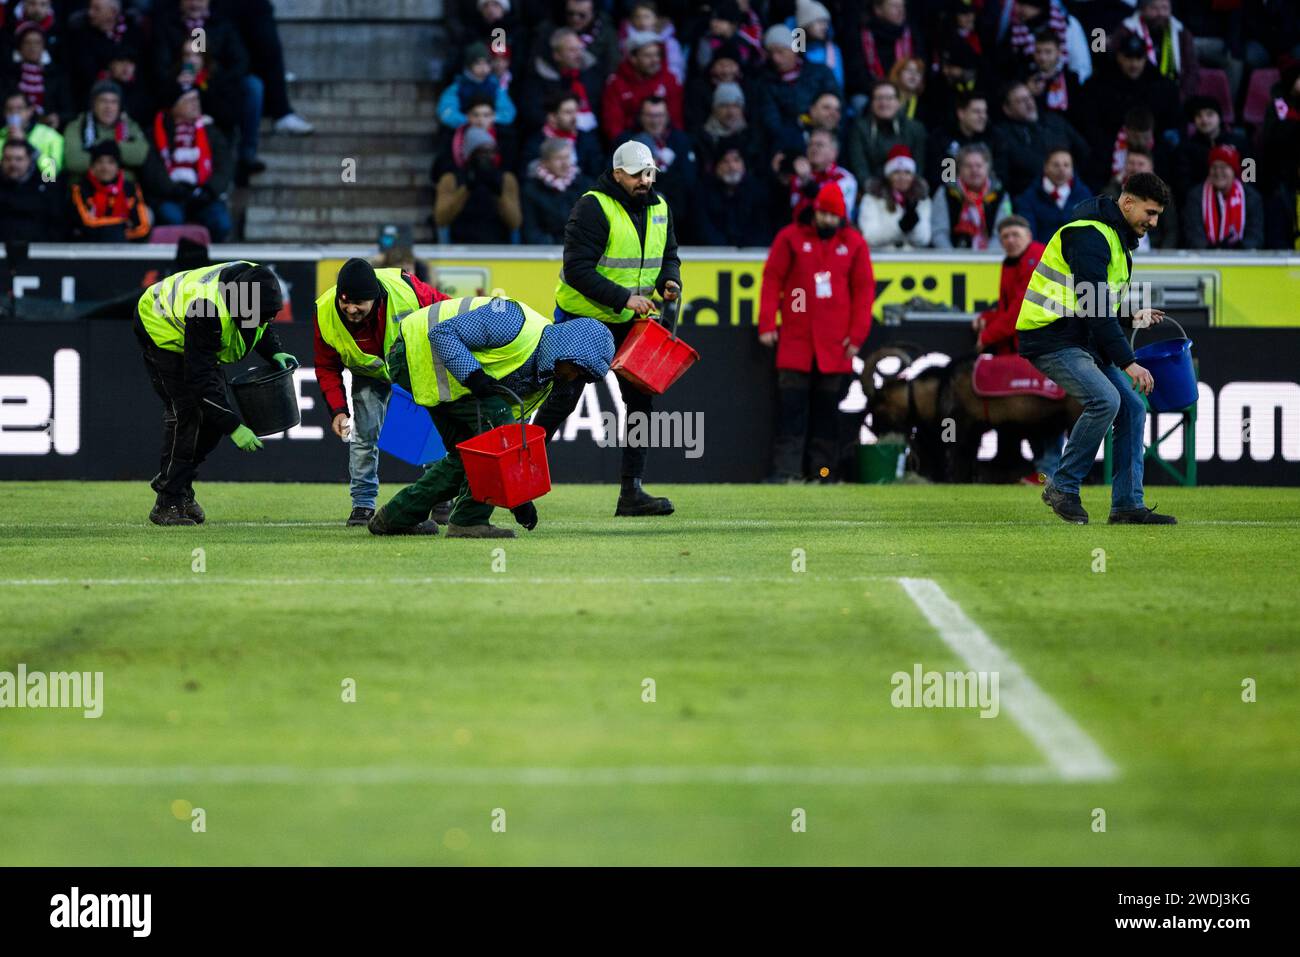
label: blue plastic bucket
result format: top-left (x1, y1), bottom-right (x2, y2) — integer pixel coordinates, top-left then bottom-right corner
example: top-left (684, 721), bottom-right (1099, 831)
top-left (377, 384), bottom-right (446, 465)
top-left (1130, 318), bottom-right (1198, 413)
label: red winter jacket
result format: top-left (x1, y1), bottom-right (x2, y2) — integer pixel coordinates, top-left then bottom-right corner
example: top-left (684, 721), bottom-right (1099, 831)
top-left (977, 240), bottom-right (1045, 354)
top-left (600, 58), bottom-right (684, 142)
top-left (758, 220), bottom-right (874, 374)
top-left (313, 272), bottom-right (447, 417)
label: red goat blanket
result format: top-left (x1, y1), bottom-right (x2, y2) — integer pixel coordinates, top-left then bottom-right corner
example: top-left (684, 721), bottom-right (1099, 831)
top-left (971, 354), bottom-right (1066, 400)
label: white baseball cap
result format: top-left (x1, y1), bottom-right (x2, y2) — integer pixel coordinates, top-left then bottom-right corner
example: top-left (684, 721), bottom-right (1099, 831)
top-left (612, 140), bottom-right (657, 175)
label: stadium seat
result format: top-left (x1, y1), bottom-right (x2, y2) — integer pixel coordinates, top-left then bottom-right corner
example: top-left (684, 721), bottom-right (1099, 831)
top-left (1195, 68), bottom-right (1235, 125)
top-left (1243, 67), bottom-right (1281, 129)
top-left (149, 225), bottom-right (212, 246)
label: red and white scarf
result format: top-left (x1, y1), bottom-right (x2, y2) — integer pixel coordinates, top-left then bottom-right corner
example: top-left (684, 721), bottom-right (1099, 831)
top-left (17, 62), bottom-right (45, 111)
top-left (532, 158), bottom-right (578, 191)
top-left (860, 24), bottom-right (914, 80)
top-left (953, 180), bottom-right (991, 250)
top-left (1043, 176), bottom-right (1071, 208)
top-left (1201, 179), bottom-right (1245, 247)
top-left (1009, 4), bottom-right (1069, 69)
top-left (82, 171), bottom-right (131, 219)
top-left (153, 112), bottom-right (212, 186)
top-left (1042, 68), bottom-right (1068, 112)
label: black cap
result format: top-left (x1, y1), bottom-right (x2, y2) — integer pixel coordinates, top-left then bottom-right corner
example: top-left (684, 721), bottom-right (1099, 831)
top-left (337, 257), bottom-right (381, 301)
top-left (89, 140), bottom-right (121, 163)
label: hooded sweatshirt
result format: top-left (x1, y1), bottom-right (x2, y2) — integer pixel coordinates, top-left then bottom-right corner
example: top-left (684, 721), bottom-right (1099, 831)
top-left (1017, 194), bottom-right (1138, 369)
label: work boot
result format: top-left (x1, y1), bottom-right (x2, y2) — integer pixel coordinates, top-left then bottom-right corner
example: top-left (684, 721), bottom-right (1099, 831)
top-left (183, 497), bottom-right (206, 524)
top-left (431, 500), bottom-right (452, 525)
top-left (150, 503), bottom-right (197, 526)
top-left (615, 479), bottom-right (674, 517)
top-left (1108, 506), bottom-right (1177, 525)
top-left (367, 506), bottom-right (438, 536)
top-left (445, 523), bottom-right (516, 539)
top-left (1041, 482), bottom-right (1088, 525)
top-left (347, 506), bottom-right (375, 527)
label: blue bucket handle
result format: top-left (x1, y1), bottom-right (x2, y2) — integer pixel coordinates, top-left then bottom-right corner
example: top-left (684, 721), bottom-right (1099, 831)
top-left (1129, 316), bottom-right (1190, 352)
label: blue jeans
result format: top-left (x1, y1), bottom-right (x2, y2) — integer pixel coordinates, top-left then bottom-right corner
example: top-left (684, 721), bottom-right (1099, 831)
top-left (241, 74), bottom-right (264, 162)
top-left (1029, 347), bottom-right (1146, 510)
top-left (156, 199), bottom-right (232, 242)
top-left (349, 376), bottom-right (390, 509)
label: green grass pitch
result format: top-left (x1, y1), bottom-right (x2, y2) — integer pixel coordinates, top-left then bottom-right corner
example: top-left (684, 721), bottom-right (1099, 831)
top-left (0, 481), bottom-right (1297, 865)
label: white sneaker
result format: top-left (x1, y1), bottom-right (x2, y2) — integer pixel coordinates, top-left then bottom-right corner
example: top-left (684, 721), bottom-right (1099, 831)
top-left (274, 112), bottom-right (314, 135)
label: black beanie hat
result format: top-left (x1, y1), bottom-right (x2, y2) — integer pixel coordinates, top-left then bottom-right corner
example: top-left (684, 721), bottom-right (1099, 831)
top-left (337, 257), bottom-right (381, 301)
top-left (89, 140), bottom-right (122, 164)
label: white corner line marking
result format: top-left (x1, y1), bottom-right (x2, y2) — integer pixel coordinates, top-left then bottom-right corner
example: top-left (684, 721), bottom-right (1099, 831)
top-left (896, 577), bottom-right (1118, 783)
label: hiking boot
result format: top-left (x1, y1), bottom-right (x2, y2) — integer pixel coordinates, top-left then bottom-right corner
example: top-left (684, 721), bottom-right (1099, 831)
top-left (1109, 506), bottom-right (1177, 525)
top-left (445, 523), bottom-right (516, 539)
top-left (183, 498), bottom-right (206, 524)
top-left (615, 486), bottom-right (675, 517)
top-left (347, 506), bottom-right (375, 527)
top-left (1041, 482), bottom-right (1088, 525)
top-left (368, 507), bottom-right (438, 536)
top-left (432, 500), bottom-right (452, 525)
top-left (150, 503), bottom-right (197, 526)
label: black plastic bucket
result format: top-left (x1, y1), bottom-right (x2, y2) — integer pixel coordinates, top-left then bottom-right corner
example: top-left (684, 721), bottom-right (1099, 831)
top-left (229, 359), bottom-right (301, 435)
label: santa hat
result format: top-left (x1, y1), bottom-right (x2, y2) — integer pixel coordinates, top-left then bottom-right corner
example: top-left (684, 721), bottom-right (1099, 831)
top-left (1208, 144), bottom-right (1241, 176)
top-left (883, 144), bottom-right (916, 177)
top-left (813, 181), bottom-right (846, 218)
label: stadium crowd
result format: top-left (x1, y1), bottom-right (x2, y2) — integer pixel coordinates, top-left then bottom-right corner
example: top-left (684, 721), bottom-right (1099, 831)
top-left (434, 0), bottom-right (1300, 250)
top-left (0, 0), bottom-right (312, 243)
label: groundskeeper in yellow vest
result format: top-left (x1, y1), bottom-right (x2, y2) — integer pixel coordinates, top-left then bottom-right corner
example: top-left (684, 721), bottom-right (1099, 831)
top-left (555, 190), bottom-right (669, 322)
top-left (137, 260), bottom-right (271, 362)
top-left (315, 267), bottom-right (424, 380)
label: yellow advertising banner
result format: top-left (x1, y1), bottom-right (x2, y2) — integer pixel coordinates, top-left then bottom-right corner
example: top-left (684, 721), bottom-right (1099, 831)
top-left (316, 254), bottom-right (1300, 328)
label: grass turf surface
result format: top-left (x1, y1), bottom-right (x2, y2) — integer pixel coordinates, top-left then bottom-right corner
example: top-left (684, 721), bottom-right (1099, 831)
top-left (0, 481), bottom-right (1297, 866)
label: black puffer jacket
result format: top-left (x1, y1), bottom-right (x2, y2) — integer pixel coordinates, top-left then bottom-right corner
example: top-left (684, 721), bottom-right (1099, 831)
top-left (1018, 194), bottom-right (1139, 369)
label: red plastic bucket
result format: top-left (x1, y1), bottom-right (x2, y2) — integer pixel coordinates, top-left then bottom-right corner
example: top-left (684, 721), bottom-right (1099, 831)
top-left (457, 421), bottom-right (551, 509)
top-left (610, 300), bottom-right (699, 394)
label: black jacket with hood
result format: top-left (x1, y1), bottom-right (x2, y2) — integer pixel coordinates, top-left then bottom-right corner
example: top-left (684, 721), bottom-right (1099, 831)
top-left (1018, 194), bottom-right (1138, 370)
top-left (561, 170), bottom-right (683, 316)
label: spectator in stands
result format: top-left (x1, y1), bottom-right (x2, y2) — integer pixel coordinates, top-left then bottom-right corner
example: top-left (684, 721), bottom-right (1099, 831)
top-left (991, 0), bottom-right (1091, 85)
top-left (614, 95), bottom-right (695, 230)
top-left (1101, 146), bottom-right (1179, 250)
top-left (1013, 146), bottom-right (1092, 242)
top-left (63, 0), bottom-right (144, 105)
top-left (845, 79), bottom-right (925, 189)
top-left (520, 90), bottom-right (603, 179)
top-left (792, 1), bottom-right (845, 92)
top-left (445, 0), bottom-right (526, 87)
top-left (1182, 144), bottom-right (1263, 250)
top-left (1266, 155), bottom-right (1300, 250)
top-left (0, 137), bottom-right (64, 240)
top-left (787, 126), bottom-right (856, 223)
top-left (684, 51), bottom-right (742, 132)
top-left (1172, 95), bottom-right (1250, 203)
top-left (852, 0), bottom-right (925, 97)
top-left (758, 181), bottom-right (874, 483)
top-left (1242, 0), bottom-right (1300, 74)
top-left (518, 26), bottom-right (604, 136)
top-left (1113, 0), bottom-right (1198, 100)
top-left (522, 137), bottom-right (593, 244)
top-left (1022, 29), bottom-right (1082, 126)
top-left (218, 0), bottom-right (314, 136)
top-left (171, 39), bottom-right (243, 147)
top-left (931, 142), bottom-right (1012, 249)
top-left (753, 24), bottom-right (839, 155)
top-left (693, 146), bottom-right (772, 246)
top-left (601, 32), bottom-right (683, 142)
top-left (5, 23), bottom-right (69, 128)
top-left (928, 26), bottom-right (985, 122)
top-left (925, 89), bottom-right (990, 190)
top-left (4, 0), bottom-right (60, 63)
top-left (888, 56), bottom-right (928, 125)
top-left (1260, 62), bottom-right (1300, 195)
top-left (692, 81), bottom-right (760, 172)
top-left (62, 80), bottom-right (147, 182)
top-left (435, 93), bottom-right (515, 180)
top-left (434, 124), bottom-right (522, 244)
top-left (690, 1), bottom-right (762, 78)
top-left (104, 46), bottom-right (152, 131)
top-left (989, 80), bottom-right (1088, 199)
top-left (1081, 32), bottom-right (1181, 158)
top-left (857, 143), bottom-right (931, 249)
top-left (68, 139), bottom-right (150, 241)
top-left (620, 1), bottom-right (685, 86)
top-left (2, 89), bottom-right (62, 178)
top-left (540, 0), bottom-right (620, 80)
top-left (150, 86), bottom-right (234, 241)
top-left (972, 214), bottom-right (1043, 355)
top-left (438, 42), bottom-right (517, 130)
top-left (803, 91), bottom-right (844, 139)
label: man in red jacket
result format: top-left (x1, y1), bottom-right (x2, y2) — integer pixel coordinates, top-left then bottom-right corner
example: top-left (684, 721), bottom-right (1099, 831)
top-left (314, 258), bottom-right (448, 526)
top-left (600, 32), bottom-right (684, 143)
top-left (973, 215), bottom-right (1044, 354)
top-left (758, 181), bottom-right (874, 482)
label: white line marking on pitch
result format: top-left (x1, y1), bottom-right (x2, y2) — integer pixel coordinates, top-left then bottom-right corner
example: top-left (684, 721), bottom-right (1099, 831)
top-left (896, 577), bottom-right (1117, 783)
top-left (0, 575), bottom-right (886, 587)
top-left (0, 764), bottom-right (1060, 787)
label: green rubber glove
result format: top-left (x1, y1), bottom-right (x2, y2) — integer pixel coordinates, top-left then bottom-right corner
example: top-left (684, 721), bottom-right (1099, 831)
top-left (272, 352), bottom-right (297, 370)
top-left (230, 424), bottom-right (264, 452)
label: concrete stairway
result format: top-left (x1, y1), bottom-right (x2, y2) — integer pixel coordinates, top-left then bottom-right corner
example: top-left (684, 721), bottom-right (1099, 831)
top-left (240, 0), bottom-right (447, 243)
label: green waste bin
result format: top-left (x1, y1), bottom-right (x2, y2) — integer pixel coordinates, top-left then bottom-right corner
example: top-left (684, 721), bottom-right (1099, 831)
top-left (858, 443), bottom-right (906, 484)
